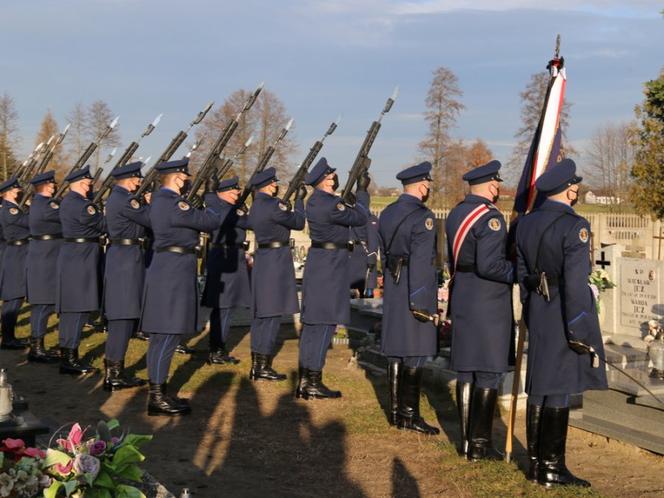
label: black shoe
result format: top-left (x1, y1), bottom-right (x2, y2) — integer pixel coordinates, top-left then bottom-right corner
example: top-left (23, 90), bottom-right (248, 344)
top-left (59, 347), bottom-right (97, 375)
top-left (1, 337), bottom-right (28, 350)
top-left (526, 403), bottom-right (543, 482)
top-left (133, 330), bottom-right (149, 341)
top-left (396, 366), bottom-right (439, 435)
top-left (103, 360), bottom-right (147, 392)
top-left (300, 369), bottom-right (342, 400)
top-left (467, 387), bottom-right (501, 461)
top-left (295, 366), bottom-right (309, 398)
top-left (207, 347), bottom-right (240, 365)
top-left (537, 407), bottom-right (591, 488)
top-left (456, 381), bottom-right (473, 457)
top-left (27, 338), bottom-right (59, 363)
top-left (249, 353), bottom-right (286, 381)
top-left (147, 382), bottom-right (191, 416)
top-left (387, 360), bottom-right (401, 426)
top-left (175, 344), bottom-right (195, 355)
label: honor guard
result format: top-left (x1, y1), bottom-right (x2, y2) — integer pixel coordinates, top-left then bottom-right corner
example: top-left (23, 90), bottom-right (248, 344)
top-left (201, 177), bottom-right (249, 365)
top-left (140, 158), bottom-right (224, 416)
top-left (102, 162), bottom-right (150, 391)
top-left (0, 176), bottom-right (30, 350)
top-left (348, 174), bottom-right (380, 297)
top-left (55, 165), bottom-right (104, 375)
top-left (445, 160), bottom-right (515, 458)
top-left (26, 170), bottom-right (62, 362)
top-left (247, 167), bottom-right (305, 381)
top-left (379, 162), bottom-right (440, 435)
top-left (297, 158), bottom-right (368, 399)
top-left (516, 159), bottom-right (607, 488)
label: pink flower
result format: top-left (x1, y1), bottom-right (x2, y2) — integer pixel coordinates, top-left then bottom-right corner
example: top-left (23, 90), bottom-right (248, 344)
top-left (23, 447), bottom-right (46, 459)
top-left (110, 436), bottom-right (121, 446)
top-left (88, 440), bottom-right (106, 456)
top-left (54, 460), bottom-right (73, 476)
top-left (57, 423), bottom-right (85, 452)
top-left (1, 438), bottom-right (25, 451)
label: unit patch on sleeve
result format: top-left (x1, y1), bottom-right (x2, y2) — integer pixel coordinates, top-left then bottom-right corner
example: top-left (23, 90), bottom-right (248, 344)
top-left (87, 205), bottom-right (97, 215)
top-left (579, 227), bottom-right (589, 243)
top-left (336, 202), bottom-right (346, 211)
top-left (9, 208), bottom-right (18, 215)
top-left (178, 201), bottom-right (190, 211)
top-left (130, 199), bottom-right (140, 209)
top-left (488, 218), bottom-right (501, 232)
top-left (425, 217), bottom-right (434, 231)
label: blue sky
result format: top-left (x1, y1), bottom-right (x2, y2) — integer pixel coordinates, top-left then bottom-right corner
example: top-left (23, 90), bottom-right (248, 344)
top-left (1, 0), bottom-right (662, 186)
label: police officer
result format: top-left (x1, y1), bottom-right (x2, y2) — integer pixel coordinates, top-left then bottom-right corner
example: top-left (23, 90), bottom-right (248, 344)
top-left (297, 158), bottom-right (368, 400)
top-left (201, 177), bottom-right (248, 365)
top-left (0, 176), bottom-right (30, 350)
top-left (445, 160), bottom-right (514, 459)
top-left (378, 162), bottom-right (439, 435)
top-left (140, 158), bottom-right (223, 416)
top-left (516, 159), bottom-right (607, 488)
top-left (102, 161), bottom-right (150, 391)
top-left (56, 165), bottom-right (104, 375)
top-left (247, 167), bottom-right (305, 381)
top-left (26, 170), bottom-right (62, 362)
top-left (348, 177), bottom-right (379, 298)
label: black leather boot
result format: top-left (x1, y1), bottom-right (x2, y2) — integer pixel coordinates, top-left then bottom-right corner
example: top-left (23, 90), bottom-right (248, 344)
top-left (207, 345), bottom-right (240, 365)
top-left (300, 369), bottom-right (342, 400)
top-left (103, 360), bottom-right (147, 391)
top-left (27, 337), bottom-right (59, 363)
top-left (387, 360), bottom-right (401, 426)
top-left (456, 382), bottom-right (473, 457)
top-left (295, 366), bottom-right (309, 398)
top-left (467, 387), bottom-right (501, 461)
top-left (134, 330), bottom-right (148, 341)
top-left (1, 334), bottom-right (28, 350)
top-left (249, 353), bottom-right (286, 381)
top-left (59, 347), bottom-right (97, 375)
top-left (537, 407), bottom-right (590, 488)
top-left (397, 367), bottom-right (440, 435)
top-left (147, 382), bottom-right (191, 416)
top-left (526, 403), bottom-right (543, 482)
top-left (175, 343), bottom-right (195, 355)
top-left (249, 352), bottom-right (259, 379)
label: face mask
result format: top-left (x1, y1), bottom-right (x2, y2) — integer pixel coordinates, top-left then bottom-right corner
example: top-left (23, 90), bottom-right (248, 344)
top-left (490, 184), bottom-right (499, 204)
top-left (331, 174), bottom-right (339, 191)
top-left (421, 186), bottom-right (430, 203)
top-left (182, 179), bottom-right (192, 195)
top-left (273, 185), bottom-right (280, 197)
top-left (568, 189), bottom-right (578, 207)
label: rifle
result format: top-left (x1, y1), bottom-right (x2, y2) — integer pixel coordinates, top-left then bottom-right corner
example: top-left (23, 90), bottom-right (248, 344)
top-left (15, 141), bottom-right (47, 183)
top-left (215, 135), bottom-right (254, 181)
top-left (53, 116), bottom-right (120, 200)
top-left (186, 83), bottom-right (264, 202)
top-left (340, 87), bottom-right (398, 204)
top-left (91, 114), bottom-right (162, 204)
top-left (236, 119), bottom-right (293, 206)
top-left (280, 117), bottom-right (339, 204)
top-left (18, 124), bottom-right (71, 209)
top-left (133, 101), bottom-right (214, 200)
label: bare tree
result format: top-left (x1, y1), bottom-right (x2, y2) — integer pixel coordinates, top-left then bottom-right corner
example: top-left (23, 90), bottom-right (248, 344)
top-left (0, 93), bottom-right (20, 180)
top-left (586, 122), bottom-right (635, 209)
top-left (194, 88), bottom-right (296, 183)
top-left (65, 102), bottom-right (88, 166)
top-left (508, 71), bottom-right (573, 182)
top-left (418, 66), bottom-right (465, 204)
top-left (35, 109), bottom-right (68, 177)
top-left (86, 100), bottom-right (121, 170)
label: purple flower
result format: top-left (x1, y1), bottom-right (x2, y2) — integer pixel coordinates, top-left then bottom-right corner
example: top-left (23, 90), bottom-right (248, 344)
top-left (88, 440), bottom-right (106, 456)
top-left (73, 454), bottom-right (100, 480)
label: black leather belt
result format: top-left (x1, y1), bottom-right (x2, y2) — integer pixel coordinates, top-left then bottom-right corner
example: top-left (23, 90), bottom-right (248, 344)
top-left (311, 241), bottom-right (351, 251)
top-left (109, 238), bottom-right (142, 246)
top-left (155, 245), bottom-right (196, 255)
top-left (211, 241), bottom-right (250, 250)
top-left (32, 234), bottom-right (62, 241)
top-left (7, 238), bottom-right (29, 246)
top-left (257, 241), bottom-right (289, 249)
top-left (64, 237), bottom-right (101, 244)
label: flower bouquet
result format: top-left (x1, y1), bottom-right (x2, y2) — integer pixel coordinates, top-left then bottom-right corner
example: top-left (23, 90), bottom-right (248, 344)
top-left (42, 420), bottom-right (152, 498)
top-left (0, 438), bottom-right (49, 498)
top-left (588, 269), bottom-right (616, 312)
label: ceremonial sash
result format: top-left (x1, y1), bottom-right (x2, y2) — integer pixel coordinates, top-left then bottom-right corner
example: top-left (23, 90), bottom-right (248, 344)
top-left (451, 204), bottom-right (491, 272)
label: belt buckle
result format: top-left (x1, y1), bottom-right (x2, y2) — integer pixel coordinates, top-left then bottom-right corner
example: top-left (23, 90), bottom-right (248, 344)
top-left (348, 241), bottom-right (354, 252)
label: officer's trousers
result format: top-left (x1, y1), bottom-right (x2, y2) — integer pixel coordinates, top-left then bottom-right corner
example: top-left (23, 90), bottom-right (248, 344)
top-left (457, 371), bottom-right (504, 390)
top-left (146, 333), bottom-right (180, 384)
top-left (387, 356), bottom-right (429, 368)
top-left (250, 316), bottom-right (280, 355)
top-left (527, 394), bottom-right (570, 408)
top-left (209, 308), bottom-right (232, 349)
top-left (298, 323), bottom-right (336, 371)
top-left (105, 319), bottom-right (136, 362)
top-left (1, 298), bottom-right (22, 340)
top-left (30, 304), bottom-right (55, 338)
top-left (59, 312), bottom-right (89, 349)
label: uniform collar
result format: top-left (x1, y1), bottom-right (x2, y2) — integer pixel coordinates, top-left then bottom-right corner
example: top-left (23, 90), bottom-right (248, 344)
top-left (160, 187), bottom-right (179, 197)
top-left (3, 200), bottom-right (18, 208)
top-left (464, 193), bottom-right (494, 207)
top-left (255, 191), bottom-right (274, 200)
top-left (398, 193), bottom-right (423, 206)
top-left (113, 185), bottom-right (131, 195)
top-left (540, 198), bottom-right (575, 214)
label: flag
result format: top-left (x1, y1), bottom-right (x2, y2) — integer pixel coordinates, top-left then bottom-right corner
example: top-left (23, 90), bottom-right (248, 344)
top-left (513, 50), bottom-right (567, 215)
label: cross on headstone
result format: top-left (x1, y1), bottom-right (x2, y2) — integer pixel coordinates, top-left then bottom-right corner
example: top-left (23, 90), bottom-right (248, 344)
top-left (654, 226), bottom-right (664, 261)
top-left (595, 250), bottom-right (611, 270)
